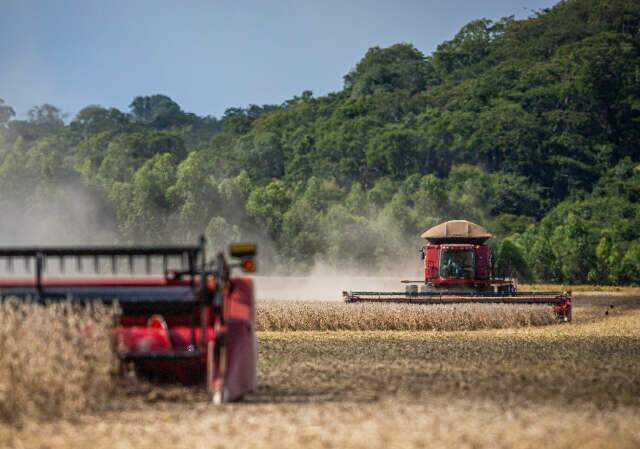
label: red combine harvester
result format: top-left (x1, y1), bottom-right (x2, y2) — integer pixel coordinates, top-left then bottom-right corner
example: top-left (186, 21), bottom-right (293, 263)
top-left (343, 220), bottom-right (572, 321)
top-left (0, 237), bottom-right (257, 403)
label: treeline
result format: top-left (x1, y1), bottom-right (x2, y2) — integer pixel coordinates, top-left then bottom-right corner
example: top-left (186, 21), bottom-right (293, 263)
top-left (0, 0), bottom-right (639, 283)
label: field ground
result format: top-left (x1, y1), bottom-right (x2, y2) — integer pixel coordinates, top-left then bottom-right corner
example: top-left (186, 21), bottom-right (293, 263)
top-left (3, 293), bottom-right (640, 449)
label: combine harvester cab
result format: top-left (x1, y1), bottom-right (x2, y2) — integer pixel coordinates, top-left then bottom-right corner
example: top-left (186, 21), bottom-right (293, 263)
top-left (0, 237), bottom-right (258, 403)
top-left (344, 220), bottom-right (572, 321)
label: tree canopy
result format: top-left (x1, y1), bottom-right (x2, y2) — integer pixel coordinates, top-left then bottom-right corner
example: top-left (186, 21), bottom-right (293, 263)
top-left (1, 0), bottom-right (638, 282)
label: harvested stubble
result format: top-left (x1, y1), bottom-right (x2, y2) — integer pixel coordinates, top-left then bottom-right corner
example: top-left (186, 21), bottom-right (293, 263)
top-left (6, 400), bottom-right (640, 449)
top-left (0, 300), bottom-right (118, 424)
top-left (256, 301), bottom-right (556, 331)
top-left (3, 297), bottom-right (639, 449)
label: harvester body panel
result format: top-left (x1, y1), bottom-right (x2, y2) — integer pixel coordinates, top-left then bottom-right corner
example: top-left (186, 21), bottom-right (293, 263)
top-left (475, 245), bottom-right (490, 280)
top-left (425, 245), bottom-right (439, 278)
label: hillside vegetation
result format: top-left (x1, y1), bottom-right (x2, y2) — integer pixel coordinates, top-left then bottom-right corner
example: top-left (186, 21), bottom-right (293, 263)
top-left (0, 0), bottom-right (638, 284)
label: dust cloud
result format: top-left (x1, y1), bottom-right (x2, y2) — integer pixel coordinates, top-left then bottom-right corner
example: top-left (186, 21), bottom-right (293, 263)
top-left (0, 183), bottom-right (117, 246)
top-left (0, 176), bottom-right (426, 291)
top-left (252, 260), bottom-right (424, 301)
top-left (0, 182), bottom-right (119, 276)
top-left (252, 275), bottom-right (404, 301)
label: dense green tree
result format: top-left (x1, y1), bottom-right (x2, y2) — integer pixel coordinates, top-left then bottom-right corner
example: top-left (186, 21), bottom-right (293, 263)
top-left (110, 153), bottom-right (177, 241)
top-left (246, 180), bottom-right (292, 241)
top-left (0, 99), bottom-right (15, 127)
top-left (241, 132), bottom-right (284, 181)
top-left (495, 239), bottom-right (533, 282)
top-left (366, 125), bottom-right (423, 178)
top-left (528, 235), bottom-right (562, 282)
top-left (0, 0), bottom-right (638, 280)
top-left (281, 198), bottom-right (325, 264)
top-left (344, 44), bottom-right (429, 97)
top-left (71, 105), bottom-right (129, 138)
top-left (129, 95), bottom-right (185, 127)
top-left (432, 18), bottom-right (512, 78)
top-left (619, 242), bottom-right (640, 284)
top-left (27, 104), bottom-right (65, 128)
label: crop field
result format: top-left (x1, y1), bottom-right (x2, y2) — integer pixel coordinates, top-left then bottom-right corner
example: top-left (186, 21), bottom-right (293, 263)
top-left (0, 301), bottom-right (117, 423)
top-left (256, 301), bottom-right (557, 331)
top-left (2, 293), bottom-right (640, 449)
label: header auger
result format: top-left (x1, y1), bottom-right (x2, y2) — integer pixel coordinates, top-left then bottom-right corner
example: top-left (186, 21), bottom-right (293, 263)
top-left (343, 220), bottom-right (572, 321)
top-left (0, 237), bottom-right (258, 403)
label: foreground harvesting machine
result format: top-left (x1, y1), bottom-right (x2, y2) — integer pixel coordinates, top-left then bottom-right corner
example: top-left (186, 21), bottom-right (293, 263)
top-left (0, 237), bottom-right (258, 403)
top-left (343, 220), bottom-right (572, 321)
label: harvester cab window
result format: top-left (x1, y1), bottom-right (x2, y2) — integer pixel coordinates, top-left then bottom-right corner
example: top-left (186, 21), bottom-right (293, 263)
top-left (439, 249), bottom-right (475, 279)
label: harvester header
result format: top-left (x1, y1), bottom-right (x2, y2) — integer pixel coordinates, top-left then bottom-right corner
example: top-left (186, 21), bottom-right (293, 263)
top-left (0, 237), bottom-right (258, 403)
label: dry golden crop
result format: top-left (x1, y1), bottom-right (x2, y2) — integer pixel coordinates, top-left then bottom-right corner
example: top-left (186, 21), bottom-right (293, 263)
top-left (256, 300), bottom-right (557, 331)
top-left (0, 301), bottom-right (118, 424)
top-left (5, 399), bottom-right (640, 449)
top-left (2, 294), bottom-right (639, 449)
top-left (5, 299), bottom-right (640, 449)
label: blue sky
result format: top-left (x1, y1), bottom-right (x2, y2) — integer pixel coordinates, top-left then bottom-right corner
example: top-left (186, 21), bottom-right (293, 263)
top-left (1, 0), bottom-right (558, 119)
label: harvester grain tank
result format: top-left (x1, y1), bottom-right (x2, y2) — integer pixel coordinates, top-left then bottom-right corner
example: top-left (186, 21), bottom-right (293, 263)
top-left (0, 237), bottom-right (258, 403)
top-left (343, 220), bottom-right (572, 321)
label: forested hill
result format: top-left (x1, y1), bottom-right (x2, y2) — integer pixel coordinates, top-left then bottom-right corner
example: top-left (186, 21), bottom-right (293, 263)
top-left (1, 0), bottom-right (639, 284)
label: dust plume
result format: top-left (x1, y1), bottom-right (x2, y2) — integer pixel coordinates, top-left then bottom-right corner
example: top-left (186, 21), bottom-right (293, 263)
top-left (0, 182), bottom-right (117, 246)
